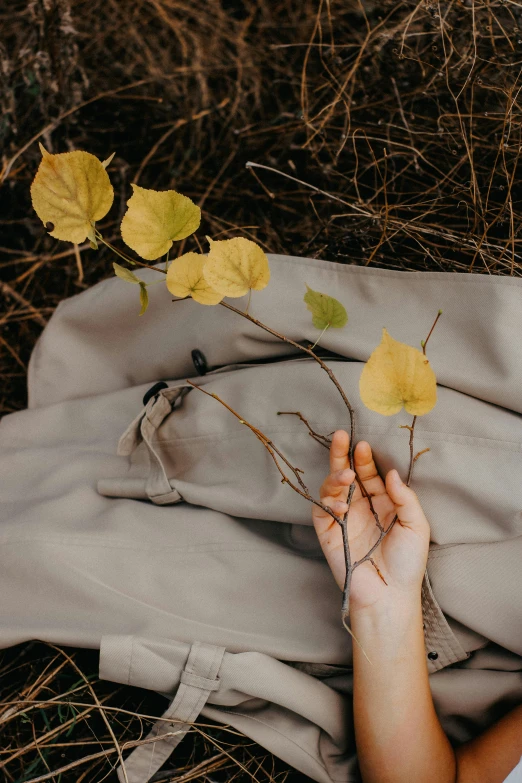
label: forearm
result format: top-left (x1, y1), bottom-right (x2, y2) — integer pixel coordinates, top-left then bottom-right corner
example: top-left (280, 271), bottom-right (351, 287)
top-left (351, 594), bottom-right (457, 783)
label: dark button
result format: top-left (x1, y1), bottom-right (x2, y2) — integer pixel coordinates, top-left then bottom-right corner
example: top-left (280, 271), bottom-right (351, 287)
top-left (191, 349), bottom-right (208, 375)
top-left (142, 381), bottom-right (168, 406)
top-left (427, 651), bottom-right (439, 661)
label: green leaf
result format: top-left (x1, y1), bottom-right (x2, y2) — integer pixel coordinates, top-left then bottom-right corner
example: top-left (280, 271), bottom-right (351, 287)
top-left (113, 261), bottom-right (140, 284)
top-left (138, 282), bottom-right (149, 316)
top-left (303, 283), bottom-right (348, 329)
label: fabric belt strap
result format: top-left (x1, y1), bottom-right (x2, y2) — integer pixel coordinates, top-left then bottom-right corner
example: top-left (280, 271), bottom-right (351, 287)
top-left (117, 641), bottom-right (226, 783)
top-left (140, 393), bottom-right (183, 505)
top-left (113, 384), bottom-right (193, 506)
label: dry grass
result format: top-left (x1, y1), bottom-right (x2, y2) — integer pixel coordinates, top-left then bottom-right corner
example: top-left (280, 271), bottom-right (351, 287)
top-left (2, 0), bottom-right (522, 779)
top-left (0, 641), bottom-right (300, 782)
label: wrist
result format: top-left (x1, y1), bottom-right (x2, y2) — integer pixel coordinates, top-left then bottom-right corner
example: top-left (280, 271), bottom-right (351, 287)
top-left (351, 588), bottom-right (423, 624)
top-left (350, 593), bottom-right (424, 659)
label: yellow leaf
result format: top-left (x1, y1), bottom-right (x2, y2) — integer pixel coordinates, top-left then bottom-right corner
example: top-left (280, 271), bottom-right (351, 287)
top-left (102, 152), bottom-right (116, 169)
top-left (166, 252), bottom-right (223, 305)
top-left (120, 184), bottom-right (201, 260)
top-left (30, 145), bottom-right (114, 244)
top-left (359, 328), bottom-right (437, 416)
top-left (202, 236), bottom-right (270, 297)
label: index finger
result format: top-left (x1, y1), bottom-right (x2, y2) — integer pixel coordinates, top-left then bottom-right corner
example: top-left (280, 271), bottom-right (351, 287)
top-left (330, 430), bottom-right (350, 473)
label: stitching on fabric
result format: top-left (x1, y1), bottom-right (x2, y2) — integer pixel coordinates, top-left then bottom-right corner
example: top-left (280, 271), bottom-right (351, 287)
top-left (271, 254), bottom-right (522, 289)
top-left (423, 575), bottom-right (469, 665)
top-left (155, 426), bottom-right (522, 451)
top-left (4, 537), bottom-right (519, 555)
top-left (428, 542), bottom-right (508, 558)
top-left (209, 645), bottom-right (222, 684)
top-left (168, 647), bottom-right (194, 721)
top-left (142, 417), bottom-right (173, 497)
top-left (434, 611), bottom-right (456, 662)
top-left (187, 693), bottom-right (207, 727)
top-left (429, 542), bottom-right (488, 553)
top-left (184, 644), bottom-right (215, 725)
top-left (423, 580), bottom-right (449, 672)
top-left (422, 581), bottom-right (437, 666)
top-left (0, 539), bottom-right (298, 555)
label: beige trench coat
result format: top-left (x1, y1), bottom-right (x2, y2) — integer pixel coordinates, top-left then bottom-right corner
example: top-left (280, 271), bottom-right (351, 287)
top-left (0, 254), bottom-right (521, 783)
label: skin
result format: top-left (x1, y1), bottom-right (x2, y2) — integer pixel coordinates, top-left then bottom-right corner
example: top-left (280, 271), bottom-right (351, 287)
top-left (311, 430), bottom-right (522, 783)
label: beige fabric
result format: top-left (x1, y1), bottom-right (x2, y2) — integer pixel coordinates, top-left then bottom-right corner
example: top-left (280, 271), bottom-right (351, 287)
top-left (1, 255), bottom-right (521, 783)
top-left (104, 639), bottom-right (225, 783)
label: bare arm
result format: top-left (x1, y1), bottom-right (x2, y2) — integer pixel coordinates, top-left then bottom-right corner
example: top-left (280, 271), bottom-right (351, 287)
top-left (351, 595), bottom-right (457, 783)
top-left (455, 703), bottom-right (522, 783)
top-left (351, 586), bottom-right (522, 783)
top-left (312, 430), bottom-right (522, 783)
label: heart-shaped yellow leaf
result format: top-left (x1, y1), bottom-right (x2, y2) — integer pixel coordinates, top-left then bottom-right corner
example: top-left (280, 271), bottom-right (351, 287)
top-left (202, 236), bottom-right (270, 297)
top-left (166, 252), bottom-right (223, 305)
top-left (303, 283), bottom-right (348, 329)
top-left (359, 328), bottom-right (437, 416)
top-left (30, 144), bottom-right (114, 244)
top-left (120, 184), bottom-right (201, 260)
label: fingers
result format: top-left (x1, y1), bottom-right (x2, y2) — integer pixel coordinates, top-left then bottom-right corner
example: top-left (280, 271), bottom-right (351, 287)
top-left (385, 469), bottom-right (430, 532)
top-left (354, 441), bottom-right (386, 498)
top-left (330, 431), bottom-right (386, 501)
top-left (329, 429), bottom-right (350, 474)
top-left (320, 467), bottom-right (356, 505)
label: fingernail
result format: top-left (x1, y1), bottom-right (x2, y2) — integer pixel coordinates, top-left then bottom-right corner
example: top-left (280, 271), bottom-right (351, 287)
top-left (340, 469), bottom-right (353, 480)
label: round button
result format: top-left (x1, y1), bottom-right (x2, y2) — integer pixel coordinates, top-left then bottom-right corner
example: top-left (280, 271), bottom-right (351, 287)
top-left (191, 349), bottom-right (208, 375)
top-left (427, 651), bottom-right (439, 661)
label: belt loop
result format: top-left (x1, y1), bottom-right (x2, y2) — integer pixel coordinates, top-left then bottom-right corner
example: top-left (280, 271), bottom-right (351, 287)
top-left (139, 384), bottom-right (192, 505)
top-left (141, 394), bottom-right (181, 504)
top-left (117, 641), bottom-right (225, 783)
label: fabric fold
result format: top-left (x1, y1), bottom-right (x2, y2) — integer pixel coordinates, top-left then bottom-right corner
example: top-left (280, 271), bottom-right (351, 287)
top-left (100, 638), bottom-right (225, 783)
top-left (99, 635), bottom-right (358, 783)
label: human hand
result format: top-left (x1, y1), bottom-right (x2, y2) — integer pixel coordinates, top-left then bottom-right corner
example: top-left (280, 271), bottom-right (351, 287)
top-left (311, 430), bottom-right (431, 615)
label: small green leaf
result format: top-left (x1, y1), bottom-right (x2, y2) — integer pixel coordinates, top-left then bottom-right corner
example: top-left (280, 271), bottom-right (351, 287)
top-left (303, 283), bottom-right (348, 329)
top-left (138, 282), bottom-right (149, 316)
top-left (113, 261), bottom-right (140, 284)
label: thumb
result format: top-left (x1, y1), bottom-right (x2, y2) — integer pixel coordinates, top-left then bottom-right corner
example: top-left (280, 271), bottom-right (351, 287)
top-left (385, 469), bottom-right (430, 533)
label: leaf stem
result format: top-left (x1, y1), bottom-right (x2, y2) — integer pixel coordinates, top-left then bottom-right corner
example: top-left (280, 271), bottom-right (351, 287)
top-left (95, 230), bottom-right (166, 274)
top-left (309, 323), bottom-right (329, 350)
top-left (244, 288), bottom-right (252, 316)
